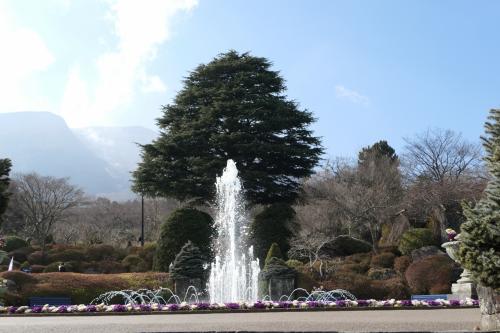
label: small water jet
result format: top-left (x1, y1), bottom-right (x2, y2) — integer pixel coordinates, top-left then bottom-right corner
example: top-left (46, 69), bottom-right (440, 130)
top-left (207, 159), bottom-right (260, 303)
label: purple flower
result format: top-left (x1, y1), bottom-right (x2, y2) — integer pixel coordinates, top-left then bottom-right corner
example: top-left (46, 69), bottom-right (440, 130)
top-left (449, 300), bottom-right (460, 307)
top-left (335, 300), bottom-right (346, 307)
top-left (276, 301), bottom-right (293, 308)
top-left (427, 300), bottom-right (441, 307)
top-left (57, 306), bottom-right (68, 313)
top-left (195, 303), bottom-right (210, 310)
top-left (139, 304), bottom-right (151, 312)
top-left (86, 305), bottom-right (97, 312)
top-left (30, 306), bottom-right (43, 313)
top-left (306, 301), bottom-right (321, 308)
top-left (7, 306), bottom-right (17, 314)
top-left (168, 304), bottom-right (179, 311)
top-left (400, 300), bottom-right (413, 307)
top-left (112, 304), bottom-right (127, 312)
top-left (472, 299), bottom-right (480, 306)
top-left (225, 302), bottom-right (241, 310)
top-left (357, 300), bottom-right (370, 307)
top-left (253, 301), bottom-right (267, 309)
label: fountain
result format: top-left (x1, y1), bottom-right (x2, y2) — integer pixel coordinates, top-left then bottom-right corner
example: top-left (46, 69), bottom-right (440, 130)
top-left (207, 159), bottom-right (260, 303)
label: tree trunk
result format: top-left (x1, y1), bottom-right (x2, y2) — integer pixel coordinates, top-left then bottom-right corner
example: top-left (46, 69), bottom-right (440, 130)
top-left (477, 284), bottom-right (499, 331)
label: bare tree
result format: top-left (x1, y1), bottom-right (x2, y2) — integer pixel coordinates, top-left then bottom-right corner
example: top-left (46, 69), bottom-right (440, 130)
top-left (402, 128), bottom-right (482, 183)
top-left (14, 173), bottom-right (84, 252)
top-left (401, 129), bottom-right (486, 238)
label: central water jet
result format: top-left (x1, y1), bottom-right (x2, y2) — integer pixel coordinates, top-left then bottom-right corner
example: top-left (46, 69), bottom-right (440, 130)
top-left (208, 159), bottom-right (260, 303)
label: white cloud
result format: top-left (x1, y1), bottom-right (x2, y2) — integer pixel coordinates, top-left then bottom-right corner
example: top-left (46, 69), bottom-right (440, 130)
top-left (0, 2), bottom-right (54, 112)
top-left (335, 85), bottom-right (370, 106)
top-left (60, 0), bottom-right (197, 127)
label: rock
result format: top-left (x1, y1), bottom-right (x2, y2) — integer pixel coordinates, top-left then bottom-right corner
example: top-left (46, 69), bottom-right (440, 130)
top-left (411, 246), bottom-right (446, 261)
top-left (367, 268), bottom-right (397, 280)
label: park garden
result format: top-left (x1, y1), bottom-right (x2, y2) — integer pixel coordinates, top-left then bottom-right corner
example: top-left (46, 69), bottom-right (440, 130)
top-left (0, 52), bottom-right (497, 329)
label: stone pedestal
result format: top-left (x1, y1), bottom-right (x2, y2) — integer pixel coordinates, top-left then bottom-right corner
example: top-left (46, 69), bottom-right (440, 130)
top-left (451, 282), bottom-right (477, 300)
top-left (267, 277), bottom-right (295, 301)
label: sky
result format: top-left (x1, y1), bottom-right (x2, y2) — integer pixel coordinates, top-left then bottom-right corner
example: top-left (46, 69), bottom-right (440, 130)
top-left (0, 0), bottom-right (498, 158)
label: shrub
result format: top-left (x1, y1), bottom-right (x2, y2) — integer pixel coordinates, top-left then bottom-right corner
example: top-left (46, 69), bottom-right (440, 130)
top-left (43, 262), bottom-right (79, 273)
top-left (265, 243), bottom-right (283, 265)
top-left (336, 263), bottom-right (368, 274)
top-left (285, 259), bottom-right (304, 269)
top-left (31, 265), bottom-right (46, 273)
top-left (250, 203), bottom-right (296, 264)
top-left (122, 255), bottom-right (147, 272)
top-left (398, 228), bottom-right (436, 255)
top-left (94, 261), bottom-right (126, 274)
top-left (85, 244), bottom-right (125, 262)
top-left (367, 268), bottom-right (397, 280)
top-left (27, 251), bottom-right (48, 265)
top-left (3, 236), bottom-right (28, 252)
top-left (1, 271), bottom-right (37, 285)
top-left (344, 252), bottom-right (371, 270)
top-left (322, 235), bottom-right (372, 257)
top-left (405, 255), bottom-right (456, 294)
top-left (394, 255), bottom-right (411, 274)
top-left (370, 252), bottom-right (396, 268)
top-left (0, 272), bottom-right (171, 305)
top-left (154, 208), bottom-right (214, 272)
top-left (8, 247), bottom-right (35, 263)
top-left (49, 249), bottom-right (86, 263)
top-left (295, 271), bottom-right (317, 291)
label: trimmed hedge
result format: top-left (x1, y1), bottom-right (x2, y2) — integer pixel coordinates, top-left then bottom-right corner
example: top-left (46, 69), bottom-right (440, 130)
top-left (370, 253), bottom-right (396, 268)
top-left (0, 272), bottom-right (171, 306)
top-left (3, 236), bottom-right (28, 252)
top-left (404, 255), bottom-right (456, 294)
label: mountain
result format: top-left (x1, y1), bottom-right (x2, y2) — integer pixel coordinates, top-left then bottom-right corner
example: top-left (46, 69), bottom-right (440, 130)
top-left (0, 112), bottom-right (157, 199)
top-left (73, 126), bottom-right (157, 198)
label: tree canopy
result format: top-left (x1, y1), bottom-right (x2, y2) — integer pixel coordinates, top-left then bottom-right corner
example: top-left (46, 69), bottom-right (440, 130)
top-left (133, 50), bottom-right (322, 205)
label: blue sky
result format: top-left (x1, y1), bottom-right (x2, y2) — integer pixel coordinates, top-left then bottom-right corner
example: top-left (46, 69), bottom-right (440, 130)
top-left (0, 0), bottom-right (498, 158)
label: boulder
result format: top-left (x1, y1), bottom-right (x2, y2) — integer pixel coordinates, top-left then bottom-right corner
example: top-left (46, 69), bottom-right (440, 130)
top-left (411, 245), bottom-right (446, 261)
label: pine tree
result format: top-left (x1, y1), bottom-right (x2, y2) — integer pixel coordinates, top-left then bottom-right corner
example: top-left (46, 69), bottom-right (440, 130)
top-left (170, 241), bottom-right (205, 280)
top-left (133, 51), bottom-right (322, 205)
top-left (459, 109), bottom-right (500, 289)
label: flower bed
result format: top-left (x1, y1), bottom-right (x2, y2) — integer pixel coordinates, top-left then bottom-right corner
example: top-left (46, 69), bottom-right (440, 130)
top-left (0, 299), bottom-right (479, 315)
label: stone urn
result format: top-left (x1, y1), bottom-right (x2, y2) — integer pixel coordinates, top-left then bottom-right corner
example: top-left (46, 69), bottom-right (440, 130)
top-left (442, 239), bottom-right (476, 299)
top-left (441, 240), bottom-right (473, 284)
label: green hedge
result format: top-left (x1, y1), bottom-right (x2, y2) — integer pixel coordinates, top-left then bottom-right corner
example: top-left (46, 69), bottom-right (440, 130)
top-left (398, 228), bottom-right (435, 255)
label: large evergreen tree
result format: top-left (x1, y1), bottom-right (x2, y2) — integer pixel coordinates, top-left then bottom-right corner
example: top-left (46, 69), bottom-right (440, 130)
top-left (133, 51), bottom-right (322, 205)
top-left (0, 158), bottom-right (12, 226)
top-left (460, 109), bottom-right (500, 289)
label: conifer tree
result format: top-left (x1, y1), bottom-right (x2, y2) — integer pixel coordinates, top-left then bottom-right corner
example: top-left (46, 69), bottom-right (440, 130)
top-left (460, 109), bottom-right (500, 289)
top-left (133, 51), bottom-right (322, 205)
top-left (170, 241), bottom-right (205, 280)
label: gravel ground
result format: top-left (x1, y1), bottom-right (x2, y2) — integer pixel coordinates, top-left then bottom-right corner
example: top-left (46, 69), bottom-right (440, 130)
top-left (0, 308), bottom-right (482, 333)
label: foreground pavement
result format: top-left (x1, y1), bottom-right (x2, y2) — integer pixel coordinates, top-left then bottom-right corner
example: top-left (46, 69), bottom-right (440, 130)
top-left (0, 308), bottom-right (482, 333)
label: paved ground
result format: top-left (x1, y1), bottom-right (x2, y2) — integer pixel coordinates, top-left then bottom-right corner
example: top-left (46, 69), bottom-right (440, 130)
top-left (0, 308), bottom-right (482, 333)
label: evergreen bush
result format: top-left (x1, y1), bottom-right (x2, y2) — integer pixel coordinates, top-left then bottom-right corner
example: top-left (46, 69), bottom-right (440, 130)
top-left (265, 242), bottom-right (283, 265)
top-left (459, 109), bottom-right (500, 289)
top-left (170, 241), bottom-right (205, 281)
top-left (3, 236), bottom-right (28, 252)
top-left (154, 208), bottom-right (214, 272)
top-left (370, 252), bottom-right (396, 268)
top-left (250, 203), bottom-right (296, 264)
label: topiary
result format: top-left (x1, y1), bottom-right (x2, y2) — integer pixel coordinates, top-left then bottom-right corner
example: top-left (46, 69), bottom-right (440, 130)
top-left (404, 255), bottom-right (456, 294)
top-left (265, 242), bottom-right (283, 265)
top-left (285, 259), bottom-right (304, 269)
top-left (27, 251), bottom-right (48, 265)
top-left (250, 203), bottom-right (296, 265)
top-left (3, 236), bottom-right (28, 252)
top-left (170, 241), bottom-right (205, 281)
top-left (370, 252), bottom-right (396, 268)
top-left (122, 255), bottom-right (148, 273)
top-left (154, 208), bottom-right (214, 272)
top-left (459, 110), bottom-right (500, 290)
top-left (398, 228), bottom-right (436, 255)
top-left (85, 244), bottom-right (124, 262)
top-left (49, 249), bottom-right (86, 263)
